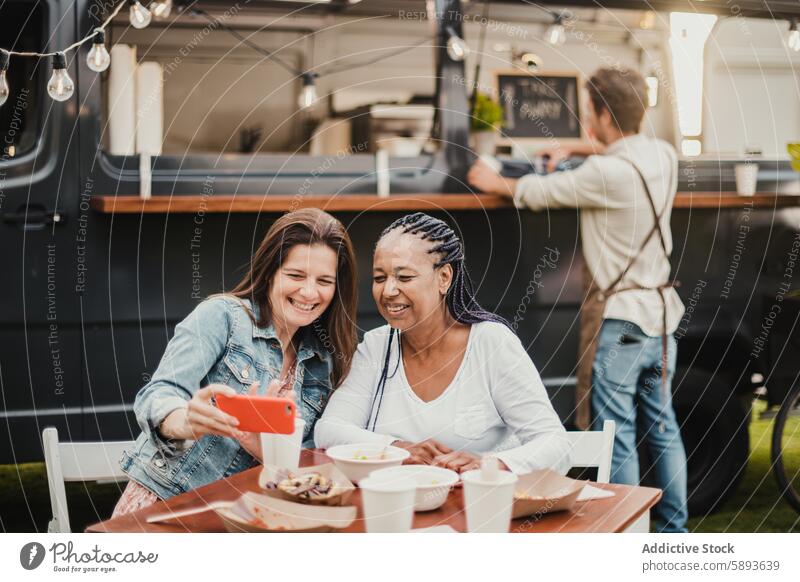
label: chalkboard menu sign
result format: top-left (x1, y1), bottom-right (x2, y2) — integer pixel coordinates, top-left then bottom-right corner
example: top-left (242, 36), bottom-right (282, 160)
top-left (495, 71), bottom-right (584, 142)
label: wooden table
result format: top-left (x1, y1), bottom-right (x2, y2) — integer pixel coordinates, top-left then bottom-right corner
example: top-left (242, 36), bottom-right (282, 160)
top-left (86, 450), bottom-right (661, 533)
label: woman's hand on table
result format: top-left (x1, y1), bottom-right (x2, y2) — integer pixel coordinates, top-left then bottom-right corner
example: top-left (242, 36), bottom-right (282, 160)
top-left (432, 451), bottom-right (481, 473)
top-left (433, 451), bottom-right (511, 474)
top-left (159, 384), bottom-right (241, 441)
top-left (393, 439), bottom-right (453, 465)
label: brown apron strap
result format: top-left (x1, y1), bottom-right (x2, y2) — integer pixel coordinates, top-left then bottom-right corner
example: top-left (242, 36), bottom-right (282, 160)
top-left (621, 161), bottom-right (675, 413)
top-left (602, 161), bottom-right (672, 296)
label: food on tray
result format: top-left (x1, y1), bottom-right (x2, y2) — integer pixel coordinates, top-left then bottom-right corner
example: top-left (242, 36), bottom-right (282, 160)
top-left (275, 472), bottom-right (334, 500)
top-left (352, 448), bottom-right (388, 461)
top-left (514, 490), bottom-right (546, 500)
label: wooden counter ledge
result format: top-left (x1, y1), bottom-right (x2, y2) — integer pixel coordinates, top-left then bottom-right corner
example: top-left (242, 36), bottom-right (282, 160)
top-left (90, 193), bottom-right (800, 214)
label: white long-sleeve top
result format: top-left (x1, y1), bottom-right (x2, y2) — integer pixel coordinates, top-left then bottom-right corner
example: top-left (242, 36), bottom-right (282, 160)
top-left (314, 322), bottom-right (571, 475)
top-left (514, 134), bottom-right (685, 336)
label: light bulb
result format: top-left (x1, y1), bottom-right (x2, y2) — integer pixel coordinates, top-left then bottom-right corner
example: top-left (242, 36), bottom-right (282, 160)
top-left (86, 29), bottom-right (111, 72)
top-left (129, 0), bottom-right (152, 29)
top-left (446, 27), bottom-right (469, 61)
top-left (0, 51), bottom-right (9, 107)
top-left (520, 52), bottom-right (541, 72)
top-left (639, 11), bottom-right (656, 30)
top-left (150, 0), bottom-right (172, 19)
top-left (790, 30), bottom-right (800, 51)
top-left (789, 19), bottom-right (800, 52)
top-left (298, 73), bottom-right (318, 109)
top-left (47, 53), bottom-right (74, 102)
top-left (545, 18), bottom-right (566, 46)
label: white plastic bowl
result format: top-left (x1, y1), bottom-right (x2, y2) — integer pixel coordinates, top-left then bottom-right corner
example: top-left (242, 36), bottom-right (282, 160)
top-left (325, 444), bottom-right (410, 484)
top-left (369, 465), bottom-right (460, 511)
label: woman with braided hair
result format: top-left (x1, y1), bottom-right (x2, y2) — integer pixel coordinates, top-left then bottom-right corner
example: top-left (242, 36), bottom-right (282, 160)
top-left (315, 213), bottom-right (571, 474)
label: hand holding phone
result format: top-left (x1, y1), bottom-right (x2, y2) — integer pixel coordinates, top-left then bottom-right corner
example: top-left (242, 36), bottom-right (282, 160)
top-left (216, 393), bottom-right (296, 434)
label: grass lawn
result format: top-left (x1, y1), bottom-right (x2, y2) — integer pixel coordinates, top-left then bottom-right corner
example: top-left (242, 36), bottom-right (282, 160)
top-left (0, 462), bottom-right (125, 533)
top-left (686, 399), bottom-right (800, 533)
top-left (1, 398), bottom-right (798, 532)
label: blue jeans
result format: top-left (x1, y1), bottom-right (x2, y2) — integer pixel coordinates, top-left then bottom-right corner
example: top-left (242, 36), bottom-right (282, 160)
top-left (591, 318), bottom-right (688, 533)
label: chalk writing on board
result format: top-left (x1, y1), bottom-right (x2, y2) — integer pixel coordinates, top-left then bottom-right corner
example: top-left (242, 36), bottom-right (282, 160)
top-left (520, 101), bottom-right (563, 121)
top-left (497, 73), bottom-right (581, 139)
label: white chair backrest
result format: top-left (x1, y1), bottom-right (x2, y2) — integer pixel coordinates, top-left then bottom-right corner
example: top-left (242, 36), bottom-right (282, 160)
top-left (565, 420), bottom-right (615, 483)
top-left (42, 427), bottom-right (133, 533)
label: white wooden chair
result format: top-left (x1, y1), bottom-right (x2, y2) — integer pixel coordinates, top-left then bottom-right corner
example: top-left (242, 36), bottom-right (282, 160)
top-left (566, 420), bottom-right (649, 532)
top-left (42, 427), bottom-right (134, 533)
top-left (566, 419), bottom-right (615, 483)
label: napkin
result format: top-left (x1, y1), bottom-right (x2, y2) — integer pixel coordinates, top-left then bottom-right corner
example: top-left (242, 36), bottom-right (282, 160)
top-left (412, 525), bottom-right (458, 533)
top-left (577, 484), bottom-right (615, 501)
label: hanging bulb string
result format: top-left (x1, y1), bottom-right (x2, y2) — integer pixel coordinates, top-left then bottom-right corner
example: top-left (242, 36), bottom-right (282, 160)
top-left (0, 1), bottom-right (433, 80)
top-left (191, 7), bottom-right (433, 79)
top-left (0, 0), bottom-right (126, 58)
top-left (190, 7), bottom-right (300, 76)
top-left (320, 36), bottom-right (432, 76)
top-left (0, 1), bottom-right (581, 74)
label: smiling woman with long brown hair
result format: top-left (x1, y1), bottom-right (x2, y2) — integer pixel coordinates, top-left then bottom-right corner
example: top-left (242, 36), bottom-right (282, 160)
top-left (112, 208), bottom-right (357, 516)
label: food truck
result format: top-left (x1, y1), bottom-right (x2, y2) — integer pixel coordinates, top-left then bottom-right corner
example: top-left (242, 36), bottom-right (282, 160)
top-left (2, 0), bottom-right (800, 517)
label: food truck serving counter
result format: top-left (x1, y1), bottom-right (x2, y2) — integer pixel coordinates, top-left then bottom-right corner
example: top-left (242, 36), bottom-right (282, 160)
top-left (89, 192), bottom-right (800, 213)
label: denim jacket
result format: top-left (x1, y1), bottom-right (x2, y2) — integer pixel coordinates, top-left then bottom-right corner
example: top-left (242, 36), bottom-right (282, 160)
top-left (120, 296), bottom-right (334, 499)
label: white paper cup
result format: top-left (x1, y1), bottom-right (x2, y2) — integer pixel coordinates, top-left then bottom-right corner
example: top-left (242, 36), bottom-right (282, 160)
top-left (260, 418), bottom-right (306, 469)
top-left (461, 469), bottom-right (518, 533)
top-left (734, 163), bottom-right (758, 196)
top-left (359, 476), bottom-right (416, 533)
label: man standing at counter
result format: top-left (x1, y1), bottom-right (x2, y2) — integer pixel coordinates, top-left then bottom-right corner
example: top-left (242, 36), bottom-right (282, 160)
top-left (467, 67), bottom-right (687, 533)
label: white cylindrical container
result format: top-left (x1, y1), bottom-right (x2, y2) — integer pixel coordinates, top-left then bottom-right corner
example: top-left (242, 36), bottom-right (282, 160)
top-left (734, 162), bottom-right (758, 196)
top-left (359, 476), bottom-right (416, 533)
top-left (136, 61), bottom-right (164, 156)
top-left (461, 469), bottom-right (518, 533)
top-left (376, 149), bottom-right (390, 197)
top-left (260, 417), bottom-right (306, 469)
top-left (108, 45), bottom-right (137, 156)
top-left (139, 152), bottom-right (152, 199)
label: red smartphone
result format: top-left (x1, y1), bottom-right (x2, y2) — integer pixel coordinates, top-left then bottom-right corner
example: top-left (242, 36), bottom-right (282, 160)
top-left (215, 394), bottom-right (296, 434)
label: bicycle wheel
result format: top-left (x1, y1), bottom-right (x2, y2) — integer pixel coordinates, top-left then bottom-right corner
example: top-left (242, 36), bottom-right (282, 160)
top-left (772, 384), bottom-right (800, 513)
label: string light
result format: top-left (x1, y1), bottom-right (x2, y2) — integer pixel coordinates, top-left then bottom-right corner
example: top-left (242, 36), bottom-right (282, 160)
top-left (545, 13), bottom-right (567, 46)
top-left (520, 52), bottom-right (541, 72)
top-left (87, 29), bottom-right (111, 72)
top-left (150, 0), bottom-right (173, 19)
top-left (0, 51), bottom-right (9, 106)
top-left (788, 18), bottom-right (800, 52)
top-left (128, 0), bottom-right (152, 29)
top-left (298, 72), bottom-right (319, 109)
top-left (446, 26), bottom-right (469, 61)
top-left (639, 11), bottom-right (656, 30)
top-left (0, 0), bottom-right (592, 111)
top-left (47, 53), bottom-right (75, 102)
